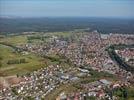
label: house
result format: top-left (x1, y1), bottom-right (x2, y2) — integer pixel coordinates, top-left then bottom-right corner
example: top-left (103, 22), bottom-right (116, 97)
top-left (99, 79), bottom-right (111, 85)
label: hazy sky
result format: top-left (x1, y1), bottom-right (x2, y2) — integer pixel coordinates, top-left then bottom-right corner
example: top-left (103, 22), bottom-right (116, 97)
top-left (0, 0), bottom-right (134, 18)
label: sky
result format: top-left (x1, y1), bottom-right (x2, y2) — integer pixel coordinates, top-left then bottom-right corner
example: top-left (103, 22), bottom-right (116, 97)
top-left (0, 0), bottom-right (134, 18)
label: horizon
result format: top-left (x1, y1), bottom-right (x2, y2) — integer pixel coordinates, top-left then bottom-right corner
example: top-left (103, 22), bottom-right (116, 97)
top-left (1, 15), bottom-right (134, 20)
top-left (0, 0), bottom-right (134, 18)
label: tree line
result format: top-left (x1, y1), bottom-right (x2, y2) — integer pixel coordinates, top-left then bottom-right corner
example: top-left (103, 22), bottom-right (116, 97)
top-left (7, 58), bottom-right (26, 65)
top-left (107, 45), bottom-right (134, 73)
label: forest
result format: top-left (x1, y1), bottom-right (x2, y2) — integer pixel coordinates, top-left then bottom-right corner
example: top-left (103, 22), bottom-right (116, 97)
top-left (0, 17), bottom-right (134, 34)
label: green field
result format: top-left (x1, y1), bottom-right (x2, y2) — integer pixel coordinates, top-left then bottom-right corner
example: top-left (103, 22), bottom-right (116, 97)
top-left (0, 35), bottom-right (28, 46)
top-left (0, 44), bottom-right (46, 76)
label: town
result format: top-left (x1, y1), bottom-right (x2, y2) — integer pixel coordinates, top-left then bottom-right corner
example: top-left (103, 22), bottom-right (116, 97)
top-left (0, 0), bottom-right (134, 99)
top-left (0, 31), bottom-right (134, 100)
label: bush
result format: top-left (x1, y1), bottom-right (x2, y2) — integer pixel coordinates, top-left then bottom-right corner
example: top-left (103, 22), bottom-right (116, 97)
top-left (0, 56), bottom-right (3, 60)
top-left (0, 61), bottom-right (2, 67)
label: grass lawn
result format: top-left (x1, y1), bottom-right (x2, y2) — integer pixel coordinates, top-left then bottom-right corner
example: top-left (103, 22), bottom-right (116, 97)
top-left (0, 44), bottom-right (46, 76)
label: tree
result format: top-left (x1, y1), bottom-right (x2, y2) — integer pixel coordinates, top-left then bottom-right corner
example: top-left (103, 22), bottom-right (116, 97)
top-left (122, 88), bottom-right (128, 99)
top-left (20, 58), bottom-right (26, 63)
top-left (0, 56), bottom-right (3, 60)
top-left (0, 61), bottom-right (2, 67)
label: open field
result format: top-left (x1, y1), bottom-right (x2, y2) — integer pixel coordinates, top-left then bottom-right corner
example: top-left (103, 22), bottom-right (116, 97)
top-left (0, 44), bottom-right (46, 76)
top-left (0, 35), bottom-right (28, 46)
